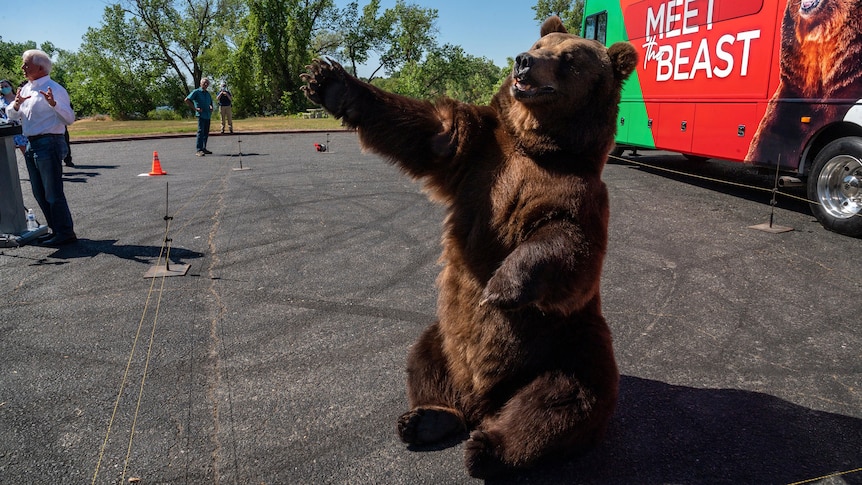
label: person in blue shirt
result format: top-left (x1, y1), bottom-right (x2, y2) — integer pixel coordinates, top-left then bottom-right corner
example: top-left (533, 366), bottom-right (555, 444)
top-left (184, 77), bottom-right (213, 156)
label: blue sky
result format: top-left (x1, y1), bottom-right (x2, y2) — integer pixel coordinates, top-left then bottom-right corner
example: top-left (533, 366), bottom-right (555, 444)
top-left (1, 0), bottom-right (544, 76)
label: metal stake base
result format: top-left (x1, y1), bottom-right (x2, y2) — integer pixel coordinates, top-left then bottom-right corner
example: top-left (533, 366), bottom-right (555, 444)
top-left (143, 182), bottom-right (191, 278)
top-left (144, 263), bottom-right (190, 278)
top-left (748, 222), bottom-right (794, 234)
top-left (233, 136), bottom-right (251, 170)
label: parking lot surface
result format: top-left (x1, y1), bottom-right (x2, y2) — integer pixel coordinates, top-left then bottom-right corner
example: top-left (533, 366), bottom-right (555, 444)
top-left (1, 132), bottom-right (859, 484)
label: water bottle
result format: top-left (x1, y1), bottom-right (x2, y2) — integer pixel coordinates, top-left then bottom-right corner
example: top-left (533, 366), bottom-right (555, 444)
top-left (26, 209), bottom-right (38, 231)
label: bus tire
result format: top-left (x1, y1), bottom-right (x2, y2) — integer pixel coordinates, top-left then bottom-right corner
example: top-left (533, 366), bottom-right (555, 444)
top-left (807, 136), bottom-right (862, 238)
top-left (610, 144), bottom-right (625, 157)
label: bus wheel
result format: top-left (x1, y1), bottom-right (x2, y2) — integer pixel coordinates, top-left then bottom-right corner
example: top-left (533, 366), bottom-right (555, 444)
top-left (610, 144), bottom-right (626, 157)
top-left (807, 136), bottom-right (862, 238)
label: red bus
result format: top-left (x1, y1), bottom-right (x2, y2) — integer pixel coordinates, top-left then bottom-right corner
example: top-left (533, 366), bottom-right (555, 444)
top-left (582, 0), bottom-right (862, 237)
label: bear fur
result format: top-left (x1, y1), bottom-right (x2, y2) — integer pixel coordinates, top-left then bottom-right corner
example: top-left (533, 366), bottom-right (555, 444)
top-left (747, 0), bottom-right (862, 164)
top-left (302, 16), bottom-right (637, 478)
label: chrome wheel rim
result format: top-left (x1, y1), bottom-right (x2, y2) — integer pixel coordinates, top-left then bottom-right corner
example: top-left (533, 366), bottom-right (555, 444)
top-left (816, 155), bottom-right (862, 219)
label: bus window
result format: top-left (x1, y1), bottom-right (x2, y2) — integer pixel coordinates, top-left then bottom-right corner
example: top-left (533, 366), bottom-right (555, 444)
top-left (584, 11), bottom-right (608, 45)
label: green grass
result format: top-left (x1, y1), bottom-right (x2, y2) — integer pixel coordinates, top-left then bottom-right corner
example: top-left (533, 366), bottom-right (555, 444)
top-left (68, 115), bottom-right (345, 140)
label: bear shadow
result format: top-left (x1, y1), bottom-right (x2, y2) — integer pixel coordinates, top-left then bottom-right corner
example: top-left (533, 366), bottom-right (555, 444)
top-left (489, 375), bottom-right (862, 484)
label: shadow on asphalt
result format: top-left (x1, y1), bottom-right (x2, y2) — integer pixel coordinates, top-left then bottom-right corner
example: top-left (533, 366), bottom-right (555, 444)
top-left (609, 155), bottom-right (813, 217)
top-left (60, 164), bottom-right (121, 183)
top-left (30, 238), bottom-right (204, 265)
top-left (488, 376), bottom-right (862, 484)
top-left (61, 164), bottom-right (121, 170)
top-left (223, 152), bottom-right (263, 157)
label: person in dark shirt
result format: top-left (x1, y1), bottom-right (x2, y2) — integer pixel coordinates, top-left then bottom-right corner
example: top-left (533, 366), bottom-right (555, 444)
top-left (217, 82), bottom-right (233, 134)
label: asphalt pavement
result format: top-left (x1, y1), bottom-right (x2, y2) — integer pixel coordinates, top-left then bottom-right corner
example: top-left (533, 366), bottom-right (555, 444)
top-left (0, 132), bottom-right (859, 484)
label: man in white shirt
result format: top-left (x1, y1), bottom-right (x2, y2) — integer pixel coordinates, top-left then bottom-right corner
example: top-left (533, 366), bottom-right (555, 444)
top-left (5, 49), bottom-right (77, 246)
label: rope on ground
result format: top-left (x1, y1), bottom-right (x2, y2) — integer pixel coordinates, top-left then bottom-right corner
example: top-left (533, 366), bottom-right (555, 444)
top-left (91, 157), bottom-right (244, 483)
top-left (607, 153), bottom-right (861, 219)
top-left (121, 271), bottom-right (167, 482)
top-left (787, 467), bottom-right (862, 485)
top-left (92, 217), bottom-right (172, 484)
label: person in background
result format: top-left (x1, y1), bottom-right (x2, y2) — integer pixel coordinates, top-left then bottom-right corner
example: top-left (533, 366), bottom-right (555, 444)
top-left (4, 50), bottom-right (77, 246)
top-left (63, 103), bottom-right (74, 168)
top-left (0, 79), bottom-right (29, 155)
top-left (185, 77), bottom-right (213, 156)
top-left (217, 82), bottom-right (233, 134)
top-left (63, 127), bottom-right (74, 167)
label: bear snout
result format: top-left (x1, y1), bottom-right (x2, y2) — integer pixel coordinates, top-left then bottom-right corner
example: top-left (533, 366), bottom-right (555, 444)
top-left (511, 54), bottom-right (557, 100)
top-left (513, 53), bottom-right (535, 80)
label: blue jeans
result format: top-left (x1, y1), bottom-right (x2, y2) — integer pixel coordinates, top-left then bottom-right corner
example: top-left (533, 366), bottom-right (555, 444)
top-left (196, 117), bottom-right (211, 151)
top-left (25, 134), bottom-right (74, 237)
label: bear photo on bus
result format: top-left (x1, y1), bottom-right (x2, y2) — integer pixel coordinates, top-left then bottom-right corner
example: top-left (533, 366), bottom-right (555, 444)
top-left (747, 0), bottom-right (862, 165)
top-left (746, 0), bottom-right (862, 237)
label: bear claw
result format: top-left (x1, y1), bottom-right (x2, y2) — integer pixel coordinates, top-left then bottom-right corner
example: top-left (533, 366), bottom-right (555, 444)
top-left (300, 58), bottom-right (350, 118)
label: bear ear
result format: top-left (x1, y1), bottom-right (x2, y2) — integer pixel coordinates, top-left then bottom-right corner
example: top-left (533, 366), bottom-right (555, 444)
top-left (540, 16), bottom-right (568, 37)
top-left (608, 42), bottom-right (638, 82)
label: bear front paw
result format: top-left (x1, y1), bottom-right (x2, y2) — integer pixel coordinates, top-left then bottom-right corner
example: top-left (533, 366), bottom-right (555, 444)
top-left (300, 58), bottom-right (349, 117)
top-left (397, 407), bottom-right (465, 445)
top-left (464, 430), bottom-right (507, 479)
top-left (480, 271), bottom-right (534, 310)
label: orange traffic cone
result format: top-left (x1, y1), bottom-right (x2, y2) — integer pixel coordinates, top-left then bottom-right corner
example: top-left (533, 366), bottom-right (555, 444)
top-left (149, 151), bottom-right (167, 176)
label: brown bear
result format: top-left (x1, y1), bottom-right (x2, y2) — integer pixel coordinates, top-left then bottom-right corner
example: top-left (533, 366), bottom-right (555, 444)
top-left (746, 0), bottom-right (862, 165)
top-left (301, 17), bottom-right (636, 478)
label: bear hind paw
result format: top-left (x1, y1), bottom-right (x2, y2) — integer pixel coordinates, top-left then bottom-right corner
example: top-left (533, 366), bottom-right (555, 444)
top-left (464, 429), bottom-right (508, 479)
top-left (397, 406), bottom-right (465, 445)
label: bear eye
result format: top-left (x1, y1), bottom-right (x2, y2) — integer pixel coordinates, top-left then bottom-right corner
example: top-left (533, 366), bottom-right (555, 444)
top-left (561, 54), bottom-right (578, 73)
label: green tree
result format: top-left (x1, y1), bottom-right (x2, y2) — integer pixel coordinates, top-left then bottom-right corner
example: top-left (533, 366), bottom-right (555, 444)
top-left (120, 0), bottom-right (234, 93)
top-left (312, 0), bottom-right (436, 82)
top-left (330, 0), bottom-right (392, 79)
top-left (0, 38), bottom-right (37, 84)
top-left (197, 0), bottom-right (245, 88)
top-left (533, 0), bottom-right (585, 35)
top-left (69, 0), bottom-right (238, 118)
top-left (69, 4), bottom-right (166, 118)
top-left (233, 0), bottom-right (335, 115)
top-left (1, 39), bottom-right (82, 113)
top-left (379, 44), bottom-right (505, 105)
top-left (377, 1), bottom-right (438, 76)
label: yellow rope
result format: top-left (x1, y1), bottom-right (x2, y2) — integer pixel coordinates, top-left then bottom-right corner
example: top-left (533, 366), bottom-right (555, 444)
top-left (91, 265), bottom-right (160, 484)
top-left (787, 467), bottom-right (862, 485)
top-left (91, 164), bottom-right (232, 482)
top-left (607, 153), bottom-right (862, 217)
top-left (609, 153), bottom-right (775, 194)
top-left (122, 273), bottom-right (167, 481)
top-left (92, 217), bottom-right (173, 484)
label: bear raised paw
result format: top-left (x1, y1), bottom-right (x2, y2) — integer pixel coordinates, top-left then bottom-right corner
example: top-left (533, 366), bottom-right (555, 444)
top-left (302, 16), bottom-right (636, 478)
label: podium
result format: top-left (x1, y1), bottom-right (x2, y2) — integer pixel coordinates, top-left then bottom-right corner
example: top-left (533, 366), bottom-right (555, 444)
top-left (0, 123), bottom-right (48, 246)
